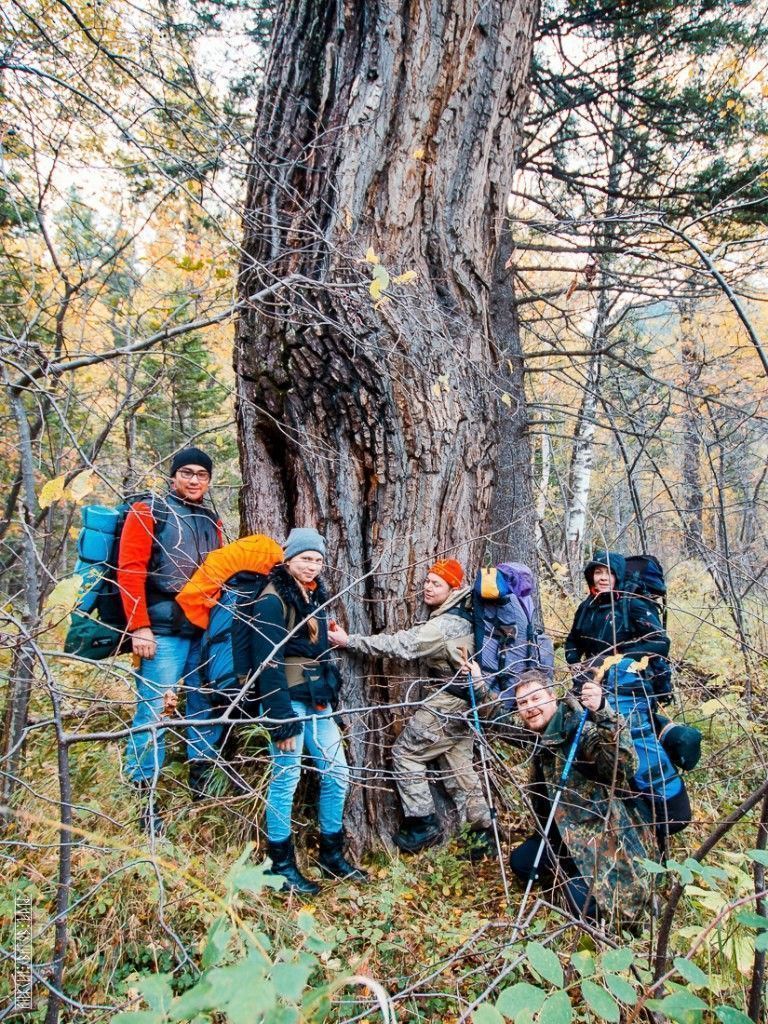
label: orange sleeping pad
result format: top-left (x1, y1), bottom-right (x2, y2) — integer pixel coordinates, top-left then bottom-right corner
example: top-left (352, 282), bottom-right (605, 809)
top-left (176, 534), bottom-right (284, 629)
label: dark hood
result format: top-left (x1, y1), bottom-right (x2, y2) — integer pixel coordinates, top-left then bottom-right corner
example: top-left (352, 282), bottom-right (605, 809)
top-left (583, 550), bottom-right (626, 588)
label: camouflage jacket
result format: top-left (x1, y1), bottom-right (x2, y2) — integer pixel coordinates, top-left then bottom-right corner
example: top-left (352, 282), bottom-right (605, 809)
top-left (533, 696), bottom-right (654, 924)
top-left (345, 587), bottom-right (475, 683)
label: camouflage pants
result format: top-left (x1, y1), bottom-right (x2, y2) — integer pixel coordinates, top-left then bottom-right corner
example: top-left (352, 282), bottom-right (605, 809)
top-left (392, 690), bottom-right (491, 828)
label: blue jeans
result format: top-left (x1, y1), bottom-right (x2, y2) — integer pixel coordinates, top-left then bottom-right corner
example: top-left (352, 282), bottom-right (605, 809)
top-left (125, 634), bottom-right (223, 783)
top-left (265, 701), bottom-right (349, 842)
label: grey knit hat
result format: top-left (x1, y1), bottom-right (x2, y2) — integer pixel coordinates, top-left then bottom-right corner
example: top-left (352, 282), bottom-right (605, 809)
top-left (283, 527), bottom-right (326, 560)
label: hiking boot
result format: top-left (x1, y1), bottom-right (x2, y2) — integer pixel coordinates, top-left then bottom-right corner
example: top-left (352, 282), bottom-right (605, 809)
top-left (318, 831), bottom-right (369, 883)
top-left (134, 781), bottom-right (165, 838)
top-left (460, 825), bottom-right (496, 862)
top-left (266, 838), bottom-right (320, 895)
top-left (393, 814), bottom-right (442, 853)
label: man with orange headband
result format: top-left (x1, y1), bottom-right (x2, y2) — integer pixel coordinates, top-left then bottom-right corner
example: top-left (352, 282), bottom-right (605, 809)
top-left (329, 559), bottom-right (494, 856)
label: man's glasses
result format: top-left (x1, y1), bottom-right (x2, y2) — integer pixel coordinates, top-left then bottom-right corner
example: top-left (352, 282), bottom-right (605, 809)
top-left (177, 469), bottom-right (210, 481)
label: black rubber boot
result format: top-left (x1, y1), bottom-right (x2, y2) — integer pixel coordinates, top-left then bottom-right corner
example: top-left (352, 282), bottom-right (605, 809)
top-left (318, 831), bottom-right (369, 883)
top-left (393, 813), bottom-right (443, 853)
top-left (266, 838), bottom-right (320, 895)
top-left (134, 781), bottom-right (165, 838)
top-left (461, 825), bottom-right (496, 862)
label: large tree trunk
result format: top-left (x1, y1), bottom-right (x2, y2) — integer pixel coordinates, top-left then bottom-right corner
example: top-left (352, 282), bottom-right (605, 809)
top-left (236, 0), bottom-right (539, 848)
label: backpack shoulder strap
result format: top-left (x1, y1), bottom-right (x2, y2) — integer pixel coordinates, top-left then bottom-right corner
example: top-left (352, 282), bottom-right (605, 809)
top-left (258, 582), bottom-right (296, 633)
top-left (123, 491), bottom-right (172, 536)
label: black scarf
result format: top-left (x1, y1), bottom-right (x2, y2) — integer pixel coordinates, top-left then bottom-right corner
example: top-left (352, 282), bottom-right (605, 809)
top-left (268, 564), bottom-right (330, 660)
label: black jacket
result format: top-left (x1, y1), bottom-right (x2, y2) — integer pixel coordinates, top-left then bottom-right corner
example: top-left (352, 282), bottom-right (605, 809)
top-left (565, 550), bottom-right (670, 667)
top-left (232, 565), bottom-right (340, 740)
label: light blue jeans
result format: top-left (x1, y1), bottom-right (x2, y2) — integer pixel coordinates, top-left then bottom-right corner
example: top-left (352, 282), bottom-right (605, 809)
top-left (125, 634), bottom-right (223, 783)
top-left (265, 701), bottom-right (350, 842)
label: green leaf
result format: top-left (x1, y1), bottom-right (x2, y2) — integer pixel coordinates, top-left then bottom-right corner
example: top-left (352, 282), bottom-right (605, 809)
top-left (137, 975), bottom-right (173, 1014)
top-left (735, 911), bottom-right (768, 930)
top-left (112, 1015), bottom-right (164, 1024)
top-left (262, 1008), bottom-right (299, 1024)
top-left (599, 947), bottom-right (634, 972)
top-left (473, 1006), bottom-right (505, 1024)
top-left (496, 981), bottom-right (546, 1019)
top-left (715, 1008), bottom-right (755, 1024)
top-left (525, 941), bottom-right (564, 988)
top-left (296, 910), bottom-right (318, 934)
top-left (169, 980), bottom-right (217, 1021)
top-left (581, 980), bottom-right (620, 1022)
top-left (688, 860), bottom-right (728, 885)
top-left (202, 916), bottom-right (232, 970)
top-left (225, 979), bottom-right (277, 1023)
top-left (755, 932), bottom-right (768, 951)
top-left (667, 858), bottom-right (695, 885)
top-left (673, 958), bottom-right (710, 988)
top-left (747, 848), bottom-right (768, 867)
top-left (638, 857), bottom-right (667, 875)
top-left (271, 962), bottom-right (313, 1002)
top-left (603, 974), bottom-right (637, 1004)
top-left (538, 989), bottom-right (572, 1024)
top-left (655, 990), bottom-right (707, 1024)
top-left (229, 860), bottom-right (283, 895)
top-left (570, 950), bottom-right (595, 978)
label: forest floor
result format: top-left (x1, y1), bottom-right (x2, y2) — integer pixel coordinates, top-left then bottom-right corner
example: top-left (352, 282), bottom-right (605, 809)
top-left (4, 658), bottom-right (766, 1022)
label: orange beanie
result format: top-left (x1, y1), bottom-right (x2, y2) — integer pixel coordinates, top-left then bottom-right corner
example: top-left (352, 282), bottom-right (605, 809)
top-left (428, 558), bottom-right (465, 589)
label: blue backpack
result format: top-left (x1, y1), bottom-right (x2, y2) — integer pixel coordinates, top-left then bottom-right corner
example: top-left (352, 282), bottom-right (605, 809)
top-left (603, 658), bottom-right (682, 801)
top-left (65, 496), bottom-right (170, 660)
top-left (451, 565), bottom-right (554, 694)
top-left (199, 572), bottom-right (271, 704)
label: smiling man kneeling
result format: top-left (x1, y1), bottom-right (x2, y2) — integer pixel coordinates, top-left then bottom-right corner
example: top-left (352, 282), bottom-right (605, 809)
top-left (510, 670), bottom-right (654, 926)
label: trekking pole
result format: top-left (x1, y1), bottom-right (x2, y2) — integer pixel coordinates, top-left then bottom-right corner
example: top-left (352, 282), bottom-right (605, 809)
top-left (461, 648), bottom-right (511, 903)
top-left (514, 703), bottom-right (590, 926)
top-left (458, 700), bottom-right (592, 1024)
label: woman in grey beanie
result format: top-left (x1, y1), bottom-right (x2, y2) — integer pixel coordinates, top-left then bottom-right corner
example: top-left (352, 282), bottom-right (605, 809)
top-left (233, 527), bottom-right (367, 893)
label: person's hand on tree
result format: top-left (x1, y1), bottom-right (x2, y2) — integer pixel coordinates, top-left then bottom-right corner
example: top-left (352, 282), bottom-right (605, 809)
top-left (132, 627), bottom-right (157, 661)
top-left (275, 736), bottom-right (297, 752)
top-left (328, 621), bottom-right (349, 647)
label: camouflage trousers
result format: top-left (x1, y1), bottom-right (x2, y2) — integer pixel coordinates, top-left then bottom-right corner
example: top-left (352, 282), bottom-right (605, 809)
top-left (392, 690), bottom-right (492, 828)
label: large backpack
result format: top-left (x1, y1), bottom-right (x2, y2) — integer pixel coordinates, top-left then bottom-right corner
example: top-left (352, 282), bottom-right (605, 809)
top-left (622, 553), bottom-right (672, 702)
top-left (199, 572), bottom-right (272, 704)
top-left (176, 535), bottom-right (285, 703)
top-left (602, 658), bottom-right (682, 801)
top-left (452, 564), bottom-right (554, 694)
top-left (64, 495), bottom-right (171, 660)
top-left (622, 554), bottom-right (667, 624)
top-left (575, 552), bottom-right (673, 702)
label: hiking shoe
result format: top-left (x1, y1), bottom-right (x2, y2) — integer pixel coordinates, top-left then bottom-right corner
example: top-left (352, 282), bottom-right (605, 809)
top-left (318, 831), bottom-right (369, 882)
top-left (393, 814), bottom-right (443, 853)
top-left (266, 838), bottom-right (320, 895)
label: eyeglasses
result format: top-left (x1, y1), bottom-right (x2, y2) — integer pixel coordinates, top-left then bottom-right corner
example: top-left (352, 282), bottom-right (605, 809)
top-left (177, 469), bottom-right (210, 481)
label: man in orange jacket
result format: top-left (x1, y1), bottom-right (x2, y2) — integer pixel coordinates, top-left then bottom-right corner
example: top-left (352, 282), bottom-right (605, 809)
top-left (119, 446), bottom-right (221, 833)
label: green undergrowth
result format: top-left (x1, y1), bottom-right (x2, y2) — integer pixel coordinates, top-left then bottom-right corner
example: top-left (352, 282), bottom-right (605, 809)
top-left (4, 699), bottom-right (767, 1023)
top-left (3, 582), bottom-right (768, 1022)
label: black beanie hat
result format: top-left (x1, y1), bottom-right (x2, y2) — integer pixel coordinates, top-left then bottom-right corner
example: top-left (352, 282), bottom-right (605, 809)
top-left (170, 447), bottom-right (213, 477)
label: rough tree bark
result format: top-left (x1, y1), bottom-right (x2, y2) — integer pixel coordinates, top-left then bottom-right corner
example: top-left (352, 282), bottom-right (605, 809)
top-left (235, 0), bottom-right (539, 847)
